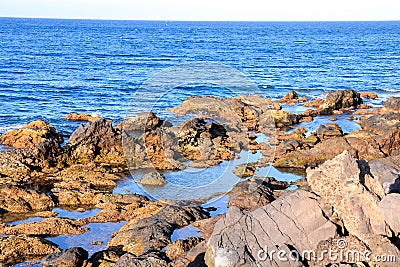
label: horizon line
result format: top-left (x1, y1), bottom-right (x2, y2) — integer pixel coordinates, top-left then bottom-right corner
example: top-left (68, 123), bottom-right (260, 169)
top-left (1, 16), bottom-right (399, 23)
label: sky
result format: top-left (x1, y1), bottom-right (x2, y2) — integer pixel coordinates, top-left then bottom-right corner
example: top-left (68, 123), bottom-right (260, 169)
top-left (0, 0), bottom-right (399, 21)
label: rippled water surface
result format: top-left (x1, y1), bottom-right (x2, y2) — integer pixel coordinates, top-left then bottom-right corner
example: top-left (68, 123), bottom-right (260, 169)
top-left (1, 19), bottom-right (400, 135)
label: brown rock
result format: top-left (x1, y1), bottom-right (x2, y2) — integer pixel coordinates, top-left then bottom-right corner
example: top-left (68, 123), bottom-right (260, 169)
top-left (359, 112), bottom-right (400, 135)
top-left (166, 236), bottom-right (204, 261)
top-left (353, 107), bottom-right (382, 115)
top-left (278, 90), bottom-right (307, 104)
top-left (0, 120), bottom-right (63, 149)
top-left (113, 252), bottom-right (168, 267)
top-left (322, 89), bottom-right (362, 110)
top-left (0, 235), bottom-right (60, 264)
top-left (227, 177), bottom-right (288, 210)
top-left (117, 112), bottom-right (168, 132)
top-left (136, 171), bottom-right (167, 186)
top-left (232, 163), bottom-right (256, 178)
top-left (64, 113), bottom-right (102, 123)
top-left (107, 204), bottom-right (209, 256)
top-left (0, 217), bottom-right (87, 236)
top-left (360, 91), bottom-right (378, 99)
top-left (191, 215), bottom-right (223, 241)
top-left (315, 123), bottom-right (343, 140)
top-left (170, 241), bottom-right (207, 267)
top-left (383, 96), bottom-right (400, 113)
top-left (0, 186), bottom-right (55, 213)
top-left (65, 119), bottom-right (124, 165)
top-left (303, 98), bottom-right (325, 108)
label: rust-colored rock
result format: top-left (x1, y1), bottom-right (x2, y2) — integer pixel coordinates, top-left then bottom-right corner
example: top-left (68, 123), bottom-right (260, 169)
top-left (0, 186), bottom-right (55, 213)
top-left (0, 235), bottom-right (60, 264)
top-left (0, 120), bottom-right (63, 149)
top-left (0, 217), bottom-right (87, 236)
top-left (360, 91), bottom-right (378, 99)
top-left (64, 113), bottom-right (102, 123)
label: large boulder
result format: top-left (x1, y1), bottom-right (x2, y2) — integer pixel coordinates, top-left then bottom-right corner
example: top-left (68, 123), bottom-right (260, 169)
top-left (65, 119), bottom-right (124, 165)
top-left (322, 89), bottom-right (362, 110)
top-left (379, 194), bottom-right (400, 235)
top-left (368, 155), bottom-right (400, 193)
top-left (0, 120), bottom-right (63, 149)
top-left (383, 96), bottom-right (400, 113)
top-left (205, 190), bottom-right (338, 267)
top-left (307, 151), bottom-right (400, 263)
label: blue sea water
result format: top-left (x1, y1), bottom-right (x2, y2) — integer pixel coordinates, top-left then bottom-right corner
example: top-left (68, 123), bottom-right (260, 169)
top-left (1, 18), bottom-right (400, 136)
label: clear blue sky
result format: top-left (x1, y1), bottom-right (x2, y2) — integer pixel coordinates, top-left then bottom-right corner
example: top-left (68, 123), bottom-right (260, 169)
top-left (0, 0), bottom-right (399, 21)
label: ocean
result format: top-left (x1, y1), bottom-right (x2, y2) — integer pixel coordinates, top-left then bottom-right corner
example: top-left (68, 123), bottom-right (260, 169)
top-left (1, 18), bottom-right (400, 136)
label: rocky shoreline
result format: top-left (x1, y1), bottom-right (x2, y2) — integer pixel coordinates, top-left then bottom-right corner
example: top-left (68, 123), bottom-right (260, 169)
top-left (0, 90), bottom-right (400, 266)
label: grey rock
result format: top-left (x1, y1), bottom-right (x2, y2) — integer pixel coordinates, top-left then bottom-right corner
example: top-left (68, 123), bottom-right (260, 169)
top-left (307, 151), bottom-right (400, 264)
top-left (41, 247), bottom-right (88, 267)
top-left (369, 155), bottom-right (400, 193)
top-left (205, 190), bottom-right (337, 267)
top-left (383, 96), bottom-right (400, 112)
top-left (379, 193), bottom-right (400, 235)
top-left (108, 204), bottom-right (209, 256)
top-left (227, 176), bottom-right (288, 210)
